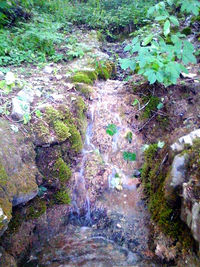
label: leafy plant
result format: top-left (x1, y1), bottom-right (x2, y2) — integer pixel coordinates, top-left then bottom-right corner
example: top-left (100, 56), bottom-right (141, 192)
top-left (120, 0), bottom-right (198, 86)
top-left (123, 151), bottom-right (136, 161)
top-left (106, 123), bottom-right (118, 136)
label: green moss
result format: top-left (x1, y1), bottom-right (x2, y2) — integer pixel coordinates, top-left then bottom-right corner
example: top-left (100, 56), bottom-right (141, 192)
top-left (0, 162), bottom-right (8, 186)
top-left (95, 61), bottom-right (116, 80)
top-left (68, 124), bottom-right (83, 152)
top-left (75, 83), bottom-right (93, 99)
top-left (54, 158), bottom-right (71, 184)
top-left (53, 120), bottom-right (71, 142)
top-left (26, 198), bottom-right (47, 220)
top-left (79, 70), bottom-right (97, 81)
top-left (54, 189), bottom-right (71, 204)
top-left (45, 106), bottom-right (64, 123)
top-left (75, 96), bottom-right (87, 120)
top-left (32, 121), bottom-right (50, 143)
top-left (141, 143), bottom-right (196, 246)
top-left (141, 96), bottom-right (160, 119)
top-left (6, 210), bottom-right (22, 234)
top-left (72, 73), bottom-right (93, 84)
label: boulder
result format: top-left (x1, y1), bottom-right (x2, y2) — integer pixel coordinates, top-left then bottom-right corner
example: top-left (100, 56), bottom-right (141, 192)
top-left (11, 87), bottom-right (35, 120)
top-left (0, 119), bottom-right (39, 236)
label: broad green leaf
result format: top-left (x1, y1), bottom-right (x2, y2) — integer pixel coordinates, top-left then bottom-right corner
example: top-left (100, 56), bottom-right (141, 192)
top-left (155, 15), bottom-right (167, 21)
top-left (132, 36), bottom-right (139, 45)
top-left (123, 151), bottom-right (136, 161)
top-left (120, 58), bottom-right (136, 71)
top-left (142, 34), bottom-right (154, 46)
top-left (164, 20), bottom-right (170, 36)
top-left (169, 16), bottom-right (179, 26)
top-left (106, 124), bottom-right (118, 136)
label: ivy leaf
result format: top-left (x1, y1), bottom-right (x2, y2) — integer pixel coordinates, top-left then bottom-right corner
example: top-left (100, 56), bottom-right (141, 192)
top-left (164, 20), bottom-right (170, 36)
top-left (123, 151), bottom-right (136, 161)
top-left (106, 124), bottom-right (117, 136)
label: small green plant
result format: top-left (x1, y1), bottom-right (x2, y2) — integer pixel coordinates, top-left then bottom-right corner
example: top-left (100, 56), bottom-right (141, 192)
top-left (106, 123), bottom-right (118, 136)
top-left (123, 151), bottom-right (136, 161)
top-left (120, 0), bottom-right (198, 86)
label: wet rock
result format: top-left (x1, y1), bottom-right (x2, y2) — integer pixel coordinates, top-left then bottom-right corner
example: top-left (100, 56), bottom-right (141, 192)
top-left (0, 119), bottom-right (38, 236)
top-left (171, 129), bottom-right (200, 152)
top-left (11, 87), bottom-right (35, 120)
top-left (165, 153), bottom-right (189, 203)
top-left (133, 169), bottom-right (141, 177)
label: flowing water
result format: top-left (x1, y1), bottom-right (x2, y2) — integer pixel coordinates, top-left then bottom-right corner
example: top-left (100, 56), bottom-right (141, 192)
top-left (23, 79), bottom-right (160, 266)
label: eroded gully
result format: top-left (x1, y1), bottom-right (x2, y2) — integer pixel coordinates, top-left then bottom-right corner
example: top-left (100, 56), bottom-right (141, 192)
top-left (24, 79), bottom-right (160, 267)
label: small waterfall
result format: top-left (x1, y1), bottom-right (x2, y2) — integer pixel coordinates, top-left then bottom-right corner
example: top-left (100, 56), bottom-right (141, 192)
top-left (70, 106), bottom-right (97, 225)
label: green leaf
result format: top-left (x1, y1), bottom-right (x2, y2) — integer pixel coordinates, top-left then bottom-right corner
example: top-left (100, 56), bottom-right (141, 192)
top-left (119, 58), bottom-right (136, 71)
top-left (142, 34), bottom-right (154, 46)
top-left (155, 15), bottom-right (167, 21)
top-left (123, 151), bottom-right (136, 161)
top-left (157, 141), bottom-right (165, 148)
top-left (132, 99), bottom-right (140, 106)
top-left (169, 16), bottom-right (179, 26)
top-left (157, 102), bottom-right (164, 110)
top-left (35, 109), bottom-right (42, 118)
top-left (106, 124), bottom-right (118, 136)
top-left (23, 113), bottom-right (31, 124)
top-left (164, 20), bottom-right (170, 36)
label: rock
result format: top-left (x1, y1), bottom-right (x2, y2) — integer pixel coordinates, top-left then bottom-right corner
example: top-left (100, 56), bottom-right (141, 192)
top-left (0, 119), bottom-right (39, 236)
top-left (11, 88), bottom-right (35, 120)
top-left (43, 66), bottom-right (53, 74)
top-left (5, 71), bottom-right (15, 85)
top-left (133, 169), bottom-right (141, 177)
top-left (116, 223), bottom-right (122, 228)
top-left (165, 154), bottom-right (189, 203)
top-left (181, 184), bottom-right (200, 246)
top-left (171, 129), bottom-right (200, 152)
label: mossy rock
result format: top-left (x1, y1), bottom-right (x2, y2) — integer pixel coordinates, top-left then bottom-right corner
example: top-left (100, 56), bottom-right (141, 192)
top-left (54, 158), bottom-right (72, 184)
top-left (95, 61), bottom-right (116, 80)
top-left (141, 143), bottom-right (195, 247)
top-left (54, 189), bottom-right (71, 204)
top-left (75, 83), bottom-right (93, 99)
top-left (26, 198), bottom-right (47, 220)
top-left (72, 73), bottom-right (93, 85)
top-left (53, 120), bottom-right (71, 142)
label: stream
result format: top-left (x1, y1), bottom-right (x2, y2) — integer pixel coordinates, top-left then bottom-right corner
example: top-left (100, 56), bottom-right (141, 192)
top-left (22, 79), bottom-right (160, 266)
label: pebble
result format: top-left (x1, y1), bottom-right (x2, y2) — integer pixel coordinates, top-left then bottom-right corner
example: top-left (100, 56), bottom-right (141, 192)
top-left (116, 224), bottom-right (122, 229)
top-left (43, 66), bottom-right (53, 74)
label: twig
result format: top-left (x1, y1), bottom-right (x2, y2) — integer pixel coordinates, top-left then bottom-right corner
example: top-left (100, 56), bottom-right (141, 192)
top-left (138, 99), bottom-right (150, 111)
